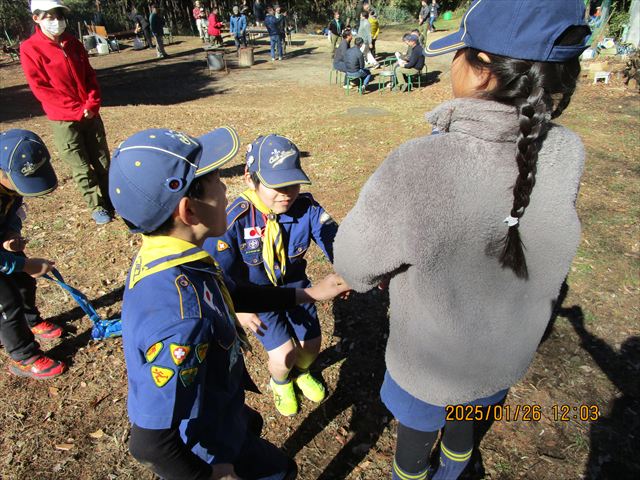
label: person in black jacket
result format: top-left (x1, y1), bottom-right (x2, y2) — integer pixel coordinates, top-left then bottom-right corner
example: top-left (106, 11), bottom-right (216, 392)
top-left (253, 0), bottom-right (266, 26)
top-left (328, 11), bottom-right (344, 57)
top-left (333, 29), bottom-right (352, 72)
top-left (344, 37), bottom-right (372, 91)
top-left (264, 6), bottom-right (282, 61)
top-left (393, 34), bottom-right (424, 91)
top-left (129, 5), bottom-right (153, 49)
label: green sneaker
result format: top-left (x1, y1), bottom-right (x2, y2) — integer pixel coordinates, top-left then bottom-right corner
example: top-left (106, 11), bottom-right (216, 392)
top-left (294, 372), bottom-right (326, 403)
top-left (270, 378), bottom-right (298, 417)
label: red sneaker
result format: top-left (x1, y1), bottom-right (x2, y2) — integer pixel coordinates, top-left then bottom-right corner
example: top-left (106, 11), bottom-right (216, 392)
top-left (8, 354), bottom-right (66, 379)
top-left (30, 321), bottom-right (63, 339)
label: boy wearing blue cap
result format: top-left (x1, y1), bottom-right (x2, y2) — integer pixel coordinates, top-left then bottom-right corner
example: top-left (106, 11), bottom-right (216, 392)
top-left (109, 127), bottom-right (348, 480)
top-left (0, 129), bottom-right (65, 379)
top-left (204, 135), bottom-right (338, 417)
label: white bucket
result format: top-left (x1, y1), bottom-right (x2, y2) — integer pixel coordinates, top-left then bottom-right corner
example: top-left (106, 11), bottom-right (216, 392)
top-left (97, 43), bottom-right (109, 55)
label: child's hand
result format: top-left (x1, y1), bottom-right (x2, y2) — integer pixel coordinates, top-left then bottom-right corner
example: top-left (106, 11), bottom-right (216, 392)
top-left (236, 312), bottom-right (267, 336)
top-left (3, 232), bottom-right (28, 252)
top-left (302, 273), bottom-right (351, 302)
top-left (210, 463), bottom-right (240, 480)
top-left (23, 258), bottom-right (55, 278)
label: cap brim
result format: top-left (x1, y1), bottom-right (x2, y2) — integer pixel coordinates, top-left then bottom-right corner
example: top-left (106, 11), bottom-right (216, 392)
top-left (257, 168), bottom-right (311, 189)
top-left (424, 28), bottom-right (467, 57)
top-left (9, 162), bottom-right (57, 197)
top-left (195, 127), bottom-right (240, 176)
top-left (31, 3), bottom-right (71, 13)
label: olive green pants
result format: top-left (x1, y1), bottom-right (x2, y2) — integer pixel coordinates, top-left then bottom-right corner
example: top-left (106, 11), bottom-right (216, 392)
top-left (51, 115), bottom-right (111, 212)
top-left (395, 67), bottom-right (420, 86)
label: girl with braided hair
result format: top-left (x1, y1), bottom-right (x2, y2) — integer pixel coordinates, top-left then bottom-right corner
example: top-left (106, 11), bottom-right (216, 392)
top-left (332, 1), bottom-right (590, 479)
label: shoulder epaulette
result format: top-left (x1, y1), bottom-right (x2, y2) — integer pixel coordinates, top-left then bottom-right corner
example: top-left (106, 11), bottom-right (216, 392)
top-left (226, 197), bottom-right (250, 228)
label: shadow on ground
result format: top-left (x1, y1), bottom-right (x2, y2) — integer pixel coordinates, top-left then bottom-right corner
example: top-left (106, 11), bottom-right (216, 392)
top-left (284, 289), bottom-right (391, 479)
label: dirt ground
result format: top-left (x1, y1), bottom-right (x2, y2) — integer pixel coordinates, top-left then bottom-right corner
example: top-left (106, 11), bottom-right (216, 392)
top-left (0, 27), bottom-right (638, 480)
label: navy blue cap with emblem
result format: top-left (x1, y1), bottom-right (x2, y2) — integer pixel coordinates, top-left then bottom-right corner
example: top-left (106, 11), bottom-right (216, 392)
top-left (246, 134), bottom-right (311, 189)
top-left (425, 0), bottom-right (590, 62)
top-left (109, 127), bottom-right (239, 233)
top-left (0, 129), bottom-right (57, 197)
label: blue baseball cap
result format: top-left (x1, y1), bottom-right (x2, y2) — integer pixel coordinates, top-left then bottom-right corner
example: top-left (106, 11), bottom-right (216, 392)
top-left (246, 135), bottom-right (310, 189)
top-left (425, 0), bottom-right (590, 62)
top-left (109, 127), bottom-right (239, 233)
top-left (0, 129), bottom-right (57, 196)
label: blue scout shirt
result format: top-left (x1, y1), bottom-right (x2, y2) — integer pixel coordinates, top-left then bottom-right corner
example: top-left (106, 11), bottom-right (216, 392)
top-left (123, 235), bottom-right (248, 465)
top-left (204, 193), bottom-right (338, 288)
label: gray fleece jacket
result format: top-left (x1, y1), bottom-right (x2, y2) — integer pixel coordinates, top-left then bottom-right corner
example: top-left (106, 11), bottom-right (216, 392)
top-left (333, 98), bottom-right (584, 406)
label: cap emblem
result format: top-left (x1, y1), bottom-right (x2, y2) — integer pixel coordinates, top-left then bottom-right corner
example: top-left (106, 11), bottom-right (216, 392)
top-left (268, 148), bottom-right (296, 168)
top-left (20, 159), bottom-right (46, 176)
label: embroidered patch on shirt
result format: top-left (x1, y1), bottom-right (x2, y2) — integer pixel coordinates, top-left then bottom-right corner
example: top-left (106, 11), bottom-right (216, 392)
top-left (179, 367), bottom-right (198, 387)
top-left (217, 240), bottom-right (230, 252)
top-left (244, 226), bottom-right (262, 239)
top-left (247, 238), bottom-right (261, 250)
top-left (145, 341), bottom-right (163, 363)
top-left (195, 342), bottom-right (209, 363)
top-left (203, 282), bottom-right (222, 316)
top-left (169, 344), bottom-right (191, 365)
top-left (319, 212), bottom-right (335, 225)
top-left (150, 365), bottom-right (174, 387)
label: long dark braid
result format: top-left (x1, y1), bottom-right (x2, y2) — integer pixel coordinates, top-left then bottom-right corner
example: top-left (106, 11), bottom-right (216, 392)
top-left (465, 26), bottom-right (586, 279)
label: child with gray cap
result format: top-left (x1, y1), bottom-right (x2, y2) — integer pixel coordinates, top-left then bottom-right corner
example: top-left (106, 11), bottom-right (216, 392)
top-left (109, 127), bottom-right (347, 479)
top-left (0, 129), bottom-right (65, 379)
top-left (205, 134), bottom-right (339, 418)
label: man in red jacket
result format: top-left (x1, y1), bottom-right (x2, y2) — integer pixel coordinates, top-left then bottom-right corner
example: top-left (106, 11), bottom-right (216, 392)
top-left (20, 0), bottom-right (113, 225)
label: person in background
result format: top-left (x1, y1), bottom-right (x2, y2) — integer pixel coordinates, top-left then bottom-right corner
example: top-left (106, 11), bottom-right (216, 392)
top-left (192, 1), bottom-right (209, 43)
top-left (240, 0), bottom-right (251, 18)
top-left (358, 11), bottom-right (372, 59)
top-left (333, 28), bottom-right (352, 73)
top-left (429, 0), bottom-right (440, 33)
top-left (393, 33), bottom-right (424, 92)
top-left (328, 11), bottom-right (343, 58)
top-left (130, 5), bottom-right (153, 49)
top-left (369, 10), bottom-right (380, 57)
top-left (418, 0), bottom-right (429, 44)
top-left (22, 0), bottom-right (114, 225)
top-left (230, 5), bottom-right (247, 50)
top-left (275, 6), bottom-right (288, 55)
top-left (265, 6), bottom-right (283, 61)
top-left (344, 36), bottom-right (372, 92)
top-left (208, 7), bottom-right (224, 47)
top-left (253, 0), bottom-right (266, 26)
top-left (149, 4), bottom-right (167, 58)
top-left (92, 0), bottom-right (106, 28)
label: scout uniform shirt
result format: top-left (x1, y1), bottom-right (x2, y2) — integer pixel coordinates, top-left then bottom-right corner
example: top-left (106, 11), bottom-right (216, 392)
top-left (208, 193), bottom-right (338, 288)
top-left (122, 235), bottom-right (248, 464)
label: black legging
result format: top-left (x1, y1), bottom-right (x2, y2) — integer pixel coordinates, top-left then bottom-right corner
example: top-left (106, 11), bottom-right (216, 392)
top-left (395, 419), bottom-right (474, 476)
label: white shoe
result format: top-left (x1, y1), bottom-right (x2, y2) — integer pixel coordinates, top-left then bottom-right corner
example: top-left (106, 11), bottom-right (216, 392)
top-left (343, 84), bottom-right (351, 89)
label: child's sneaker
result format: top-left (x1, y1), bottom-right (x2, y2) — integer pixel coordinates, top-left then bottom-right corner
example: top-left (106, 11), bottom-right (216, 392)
top-left (9, 354), bottom-right (66, 379)
top-left (92, 207), bottom-right (113, 225)
top-left (270, 378), bottom-right (298, 417)
top-left (30, 320), bottom-right (63, 339)
top-left (294, 371), bottom-right (325, 403)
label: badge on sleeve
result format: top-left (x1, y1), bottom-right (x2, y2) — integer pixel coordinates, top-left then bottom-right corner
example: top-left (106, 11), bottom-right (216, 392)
top-left (195, 342), bottom-right (209, 363)
top-left (145, 342), bottom-right (163, 363)
top-left (179, 367), bottom-right (198, 387)
top-left (217, 240), bottom-right (230, 252)
top-left (244, 226), bottom-right (262, 239)
top-left (319, 212), bottom-right (336, 225)
top-left (203, 282), bottom-right (223, 316)
top-left (150, 366), bottom-right (174, 387)
top-left (169, 344), bottom-right (191, 365)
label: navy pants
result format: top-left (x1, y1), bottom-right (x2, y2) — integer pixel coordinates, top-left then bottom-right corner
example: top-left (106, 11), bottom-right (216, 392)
top-left (234, 433), bottom-right (295, 480)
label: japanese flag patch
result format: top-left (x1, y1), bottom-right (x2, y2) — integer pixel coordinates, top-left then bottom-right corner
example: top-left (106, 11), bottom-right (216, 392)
top-left (169, 344), bottom-right (191, 365)
top-left (150, 365), bottom-right (174, 388)
top-left (244, 226), bottom-right (262, 239)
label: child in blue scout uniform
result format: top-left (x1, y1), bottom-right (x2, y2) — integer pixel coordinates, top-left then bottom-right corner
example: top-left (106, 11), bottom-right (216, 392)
top-left (0, 129), bottom-right (65, 379)
top-left (109, 127), bottom-right (348, 480)
top-left (204, 134), bottom-right (338, 417)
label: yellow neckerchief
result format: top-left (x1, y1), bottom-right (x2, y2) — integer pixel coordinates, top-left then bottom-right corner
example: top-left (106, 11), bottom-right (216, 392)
top-left (129, 235), bottom-right (249, 349)
top-left (240, 189), bottom-right (286, 286)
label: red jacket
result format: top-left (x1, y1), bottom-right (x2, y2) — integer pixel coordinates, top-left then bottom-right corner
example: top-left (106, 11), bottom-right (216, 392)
top-left (20, 27), bottom-right (102, 122)
top-left (207, 13), bottom-right (223, 36)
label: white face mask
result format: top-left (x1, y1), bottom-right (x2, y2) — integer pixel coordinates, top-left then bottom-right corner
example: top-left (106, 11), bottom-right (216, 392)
top-left (40, 18), bottom-right (66, 36)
